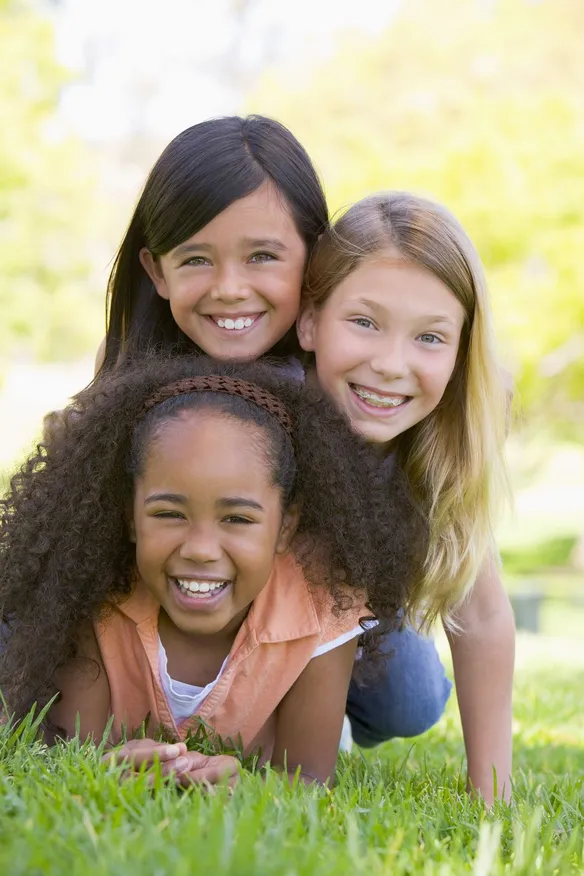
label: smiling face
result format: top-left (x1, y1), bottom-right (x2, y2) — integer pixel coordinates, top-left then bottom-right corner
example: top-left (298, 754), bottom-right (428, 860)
top-left (298, 257), bottom-right (466, 448)
top-left (139, 182), bottom-right (307, 360)
top-left (132, 410), bottom-right (296, 638)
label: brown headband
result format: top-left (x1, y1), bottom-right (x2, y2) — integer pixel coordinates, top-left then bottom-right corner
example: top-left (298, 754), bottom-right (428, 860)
top-left (142, 375), bottom-right (293, 436)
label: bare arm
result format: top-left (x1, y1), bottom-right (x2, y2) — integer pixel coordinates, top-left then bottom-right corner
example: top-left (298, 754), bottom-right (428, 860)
top-left (50, 625), bottom-right (111, 741)
top-left (271, 638), bottom-right (359, 785)
top-left (445, 553), bottom-right (515, 803)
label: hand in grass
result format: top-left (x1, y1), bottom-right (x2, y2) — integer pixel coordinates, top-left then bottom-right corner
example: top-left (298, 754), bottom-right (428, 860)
top-left (104, 738), bottom-right (190, 777)
top-left (173, 751), bottom-right (240, 789)
top-left (104, 739), bottom-right (239, 788)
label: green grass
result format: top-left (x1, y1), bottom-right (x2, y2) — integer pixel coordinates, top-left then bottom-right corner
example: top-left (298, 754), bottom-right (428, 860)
top-left (501, 535), bottom-right (578, 575)
top-left (0, 640), bottom-right (582, 875)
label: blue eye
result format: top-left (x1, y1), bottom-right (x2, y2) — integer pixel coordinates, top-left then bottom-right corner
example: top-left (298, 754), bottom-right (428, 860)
top-left (351, 317), bottom-right (375, 329)
top-left (419, 333), bottom-right (442, 344)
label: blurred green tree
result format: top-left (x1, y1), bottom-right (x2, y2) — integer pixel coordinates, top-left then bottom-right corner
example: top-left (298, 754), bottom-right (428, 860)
top-left (249, 0), bottom-right (584, 440)
top-left (0, 0), bottom-right (104, 363)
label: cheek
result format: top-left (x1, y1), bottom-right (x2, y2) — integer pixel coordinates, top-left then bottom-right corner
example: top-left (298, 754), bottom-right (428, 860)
top-left (420, 356), bottom-right (458, 402)
top-left (167, 272), bottom-right (207, 308)
top-left (271, 273), bottom-right (302, 317)
top-left (319, 324), bottom-right (361, 371)
top-left (134, 520), bottom-right (172, 560)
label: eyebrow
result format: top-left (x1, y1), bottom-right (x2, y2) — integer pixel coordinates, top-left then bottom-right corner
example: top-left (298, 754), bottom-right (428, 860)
top-left (241, 237), bottom-right (289, 253)
top-left (172, 242), bottom-right (212, 259)
top-left (421, 315), bottom-right (459, 326)
top-left (355, 297), bottom-right (384, 312)
top-left (173, 237), bottom-right (289, 260)
top-left (355, 298), bottom-right (458, 326)
top-left (144, 493), bottom-right (265, 513)
top-left (144, 492), bottom-right (187, 505)
top-left (216, 497), bottom-right (265, 512)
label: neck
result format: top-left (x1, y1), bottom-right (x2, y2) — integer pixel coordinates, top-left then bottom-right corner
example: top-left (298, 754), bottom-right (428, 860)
top-left (158, 605), bottom-right (250, 651)
top-left (158, 607), bottom-right (251, 687)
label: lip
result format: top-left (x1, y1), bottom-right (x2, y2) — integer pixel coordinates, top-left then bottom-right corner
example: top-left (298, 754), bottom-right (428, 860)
top-left (169, 576), bottom-right (233, 614)
top-left (348, 383), bottom-right (412, 419)
top-left (205, 312), bottom-right (264, 320)
top-left (351, 383), bottom-right (409, 400)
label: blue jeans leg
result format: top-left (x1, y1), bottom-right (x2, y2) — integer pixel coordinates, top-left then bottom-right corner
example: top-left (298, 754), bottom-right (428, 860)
top-left (346, 626), bottom-right (452, 747)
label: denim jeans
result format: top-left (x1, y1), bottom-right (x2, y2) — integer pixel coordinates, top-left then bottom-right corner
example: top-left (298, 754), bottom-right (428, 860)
top-left (346, 626), bottom-right (452, 747)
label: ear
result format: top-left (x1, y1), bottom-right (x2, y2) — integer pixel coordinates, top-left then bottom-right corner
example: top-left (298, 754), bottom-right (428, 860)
top-left (139, 247), bottom-right (170, 300)
top-left (275, 504), bottom-right (300, 554)
top-left (296, 304), bottom-right (318, 352)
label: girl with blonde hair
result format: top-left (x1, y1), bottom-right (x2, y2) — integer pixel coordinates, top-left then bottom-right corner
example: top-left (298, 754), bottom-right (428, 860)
top-left (298, 191), bottom-right (514, 803)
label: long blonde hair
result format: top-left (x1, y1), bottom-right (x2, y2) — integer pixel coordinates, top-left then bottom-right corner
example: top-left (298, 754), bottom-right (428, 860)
top-left (303, 192), bottom-right (509, 627)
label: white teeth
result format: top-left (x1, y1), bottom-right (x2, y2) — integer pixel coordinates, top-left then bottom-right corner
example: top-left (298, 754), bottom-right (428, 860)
top-left (352, 386), bottom-right (407, 408)
top-left (176, 579), bottom-right (228, 596)
top-left (214, 316), bottom-right (255, 331)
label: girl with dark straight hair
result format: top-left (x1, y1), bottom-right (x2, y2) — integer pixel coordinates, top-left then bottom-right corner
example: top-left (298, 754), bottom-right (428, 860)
top-left (99, 115), bottom-right (328, 373)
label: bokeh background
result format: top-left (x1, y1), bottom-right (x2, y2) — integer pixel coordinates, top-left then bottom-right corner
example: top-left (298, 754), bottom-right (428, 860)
top-left (1, 0), bottom-right (583, 638)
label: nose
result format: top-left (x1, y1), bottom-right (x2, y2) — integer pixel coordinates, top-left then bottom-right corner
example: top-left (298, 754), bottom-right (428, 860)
top-left (179, 523), bottom-right (223, 564)
top-left (210, 264), bottom-right (250, 304)
top-left (369, 335), bottom-right (409, 380)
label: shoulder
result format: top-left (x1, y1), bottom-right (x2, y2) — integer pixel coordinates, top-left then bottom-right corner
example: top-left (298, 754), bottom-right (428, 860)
top-left (309, 581), bottom-right (369, 646)
top-left (51, 623), bottom-right (111, 740)
top-left (252, 553), bottom-right (368, 647)
top-left (276, 552), bottom-right (369, 646)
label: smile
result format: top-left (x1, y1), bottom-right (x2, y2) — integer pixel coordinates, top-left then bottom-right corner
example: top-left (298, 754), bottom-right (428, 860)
top-left (350, 384), bottom-right (410, 408)
top-left (174, 578), bottom-right (230, 598)
top-left (207, 314), bottom-right (263, 332)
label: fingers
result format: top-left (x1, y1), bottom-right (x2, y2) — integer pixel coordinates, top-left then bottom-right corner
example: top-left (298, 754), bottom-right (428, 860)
top-left (175, 753), bottom-right (240, 789)
top-left (103, 738), bottom-right (188, 770)
top-left (104, 740), bottom-right (240, 791)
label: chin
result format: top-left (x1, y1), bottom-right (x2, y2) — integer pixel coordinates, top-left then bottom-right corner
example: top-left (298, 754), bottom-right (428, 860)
top-left (359, 423), bottom-right (398, 445)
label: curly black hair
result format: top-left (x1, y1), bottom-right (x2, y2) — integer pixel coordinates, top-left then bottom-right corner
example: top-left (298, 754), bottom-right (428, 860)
top-left (0, 353), bottom-right (426, 720)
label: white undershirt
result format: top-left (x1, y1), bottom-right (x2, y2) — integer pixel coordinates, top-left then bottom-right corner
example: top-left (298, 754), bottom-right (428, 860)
top-left (158, 624), bottom-right (365, 723)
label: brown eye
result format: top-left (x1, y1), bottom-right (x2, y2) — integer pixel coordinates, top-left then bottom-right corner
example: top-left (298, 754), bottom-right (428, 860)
top-left (223, 515), bottom-right (255, 525)
top-left (183, 256), bottom-right (211, 267)
top-left (248, 252), bottom-right (276, 263)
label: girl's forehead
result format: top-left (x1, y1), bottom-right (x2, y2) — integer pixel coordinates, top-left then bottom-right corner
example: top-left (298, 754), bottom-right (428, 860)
top-left (176, 182), bottom-right (304, 247)
top-left (143, 410), bottom-right (270, 477)
top-left (331, 258), bottom-right (463, 311)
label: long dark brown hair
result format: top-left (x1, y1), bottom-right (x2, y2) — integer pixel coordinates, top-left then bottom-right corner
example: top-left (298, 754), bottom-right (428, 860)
top-left (102, 115), bottom-right (328, 373)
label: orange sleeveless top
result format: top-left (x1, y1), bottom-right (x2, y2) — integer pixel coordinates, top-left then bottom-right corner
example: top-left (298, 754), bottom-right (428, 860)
top-left (95, 552), bottom-right (367, 759)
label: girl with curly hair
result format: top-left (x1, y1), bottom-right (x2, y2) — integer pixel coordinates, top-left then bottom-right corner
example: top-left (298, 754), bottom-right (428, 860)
top-left (297, 191), bottom-right (514, 803)
top-left (1, 355), bottom-right (422, 787)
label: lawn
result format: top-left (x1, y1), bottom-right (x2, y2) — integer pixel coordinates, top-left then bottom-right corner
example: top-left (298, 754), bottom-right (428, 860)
top-left (1, 367), bottom-right (582, 873)
top-left (0, 635), bottom-right (582, 876)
